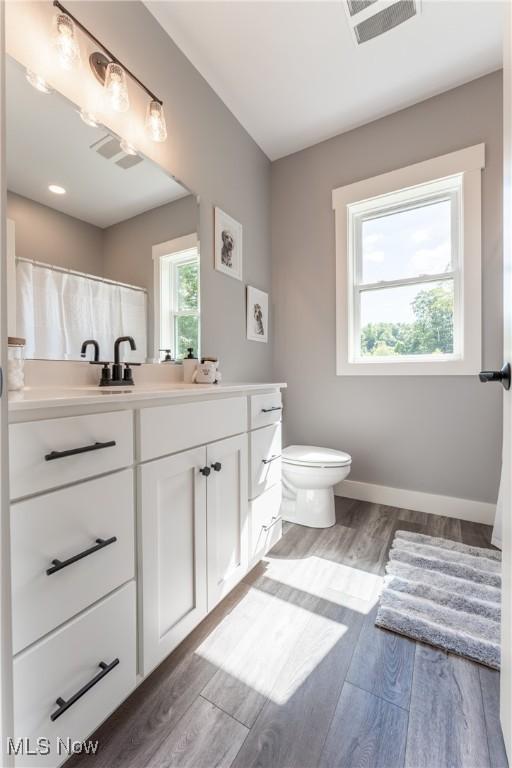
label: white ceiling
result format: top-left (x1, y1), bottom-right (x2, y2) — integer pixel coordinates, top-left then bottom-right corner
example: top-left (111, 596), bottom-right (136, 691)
top-left (6, 57), bottom-right (189, 228)
top-left (146, 0), bottom-right (504, 160)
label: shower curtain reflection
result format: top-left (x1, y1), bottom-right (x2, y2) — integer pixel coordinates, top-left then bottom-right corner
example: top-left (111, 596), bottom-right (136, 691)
top-left (16, 260), bottom-right (147, 362)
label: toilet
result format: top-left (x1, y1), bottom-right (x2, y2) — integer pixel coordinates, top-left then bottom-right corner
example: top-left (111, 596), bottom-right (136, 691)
top-left (281, 445), bottom-right (352, 528)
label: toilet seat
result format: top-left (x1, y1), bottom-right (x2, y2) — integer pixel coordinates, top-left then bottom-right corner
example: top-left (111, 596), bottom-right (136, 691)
top-left (282, 445), bottom-right (352, 469)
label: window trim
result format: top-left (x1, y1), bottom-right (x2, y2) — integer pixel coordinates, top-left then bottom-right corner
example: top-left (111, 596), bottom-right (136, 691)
top-left (152, 233), bottom-right (200, 361)
top-left (332, 144), bottom-right (485, 376)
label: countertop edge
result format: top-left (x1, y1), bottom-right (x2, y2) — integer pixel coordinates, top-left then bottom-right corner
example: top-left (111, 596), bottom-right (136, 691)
top-left (8, 382), bottom-right (287, 415)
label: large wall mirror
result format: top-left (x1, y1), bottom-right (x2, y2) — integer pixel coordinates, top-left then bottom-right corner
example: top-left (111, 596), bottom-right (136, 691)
top-left (6, 55), bottom-right (200, 364)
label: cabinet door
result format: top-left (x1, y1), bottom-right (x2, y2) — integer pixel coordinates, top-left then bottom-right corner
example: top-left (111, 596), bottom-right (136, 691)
top-left (140, 446), bottom-right (207, 675)
top-left (206, 434), bottom-right (249, 610)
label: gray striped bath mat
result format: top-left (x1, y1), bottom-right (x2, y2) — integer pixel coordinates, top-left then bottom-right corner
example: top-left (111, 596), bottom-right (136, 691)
top-left (376, 530), bottom-right (501, 669)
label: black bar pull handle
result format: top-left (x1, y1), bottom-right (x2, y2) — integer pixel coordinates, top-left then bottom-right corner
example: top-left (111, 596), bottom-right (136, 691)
top-left (262, 454), bottom-right (281, 465)
top-left (46, 536), bottom-right (117, 575)
top-left (50, 658), bottom-right (119, 721)
top-left (45, 440), bottom-right (116, 462)
top-left (261, 406), bottom-right (282, 413)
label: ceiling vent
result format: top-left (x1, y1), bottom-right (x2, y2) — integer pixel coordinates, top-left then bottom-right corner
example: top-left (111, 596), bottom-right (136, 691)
top-left (344, 0), bottom-right (420, 45)
top-left (90, 135), bottom-right (143, 169)
top-left (346, 0), bottom-right (378, 17)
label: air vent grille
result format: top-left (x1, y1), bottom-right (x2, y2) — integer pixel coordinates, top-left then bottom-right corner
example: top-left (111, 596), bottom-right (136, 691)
top-left (116, 154), bottom-right (143, 170)
top-left (93, 136), bottom-right (120, 159)
top-left (354, 0), bottom-right (417, 43)
top-left (90, 135), bottom-right (143, 169)
top-left (347, 0), bottom-right (378, 17)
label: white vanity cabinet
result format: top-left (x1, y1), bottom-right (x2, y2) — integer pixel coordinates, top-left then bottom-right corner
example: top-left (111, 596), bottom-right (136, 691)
top-left (206, 433), bottom-right (249, 610)
top-left (9, 410), bottom-right (133, 500)
top-left (9, 408), bottom-right (137, 767)
top-left (248, 392), bottom-right (283, 565)
top-left (8, 383), bottom-right (284, 767)
top-left (13, 583), bottom-right (136, 768)
top-left (139, 402), bottom-right (249, 674)
top-left (11, 470), bottom-right (135, 654)
top-left (139, 446), bottom-right (208, 675)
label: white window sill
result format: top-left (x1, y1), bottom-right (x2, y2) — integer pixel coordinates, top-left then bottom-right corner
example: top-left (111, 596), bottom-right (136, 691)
top-left (338, 356), bottom-right (480, 376)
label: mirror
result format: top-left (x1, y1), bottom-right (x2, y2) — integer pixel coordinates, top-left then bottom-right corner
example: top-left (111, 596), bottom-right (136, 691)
top-left (5, 55), bottom-right (200, 364)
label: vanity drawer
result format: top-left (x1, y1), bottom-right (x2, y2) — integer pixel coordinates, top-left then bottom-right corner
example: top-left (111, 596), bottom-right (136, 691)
top-left (250, 484), bottom-right (282, 565)
top-left (11, 470), bottom-right (135, 654)
top-left (138, 397), bottom-right (247, 461)
top-left (13, 582), bottom-right (136, 768)
top-left (9, 410), bottom-right (133, 499)
top-left (250, 391), bottom-right (282, 430)
top-left (250, 422), bottom-right (282, 499)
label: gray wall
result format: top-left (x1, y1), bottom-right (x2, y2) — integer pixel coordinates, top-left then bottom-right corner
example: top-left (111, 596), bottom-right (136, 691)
top-left (103, 194), bottom-right (198, 356)
top-left (271, 72), bottom-right (503, 504)
top-left (6, 192), bottom-right (103, 274)
top-left (65, 1), bottom-right (273, 383)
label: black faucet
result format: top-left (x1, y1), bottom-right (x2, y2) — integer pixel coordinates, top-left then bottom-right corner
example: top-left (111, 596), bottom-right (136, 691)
top-left (80, 339), bottom-right (100, 362)
top-left (112, 336), bottom-right (137, 385)
top-left (87, 336), bottom-right (140, 387)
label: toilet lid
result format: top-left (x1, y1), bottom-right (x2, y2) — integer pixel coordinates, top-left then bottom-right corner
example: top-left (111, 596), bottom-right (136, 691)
top-left (282, 445), bottom-right (352, 468)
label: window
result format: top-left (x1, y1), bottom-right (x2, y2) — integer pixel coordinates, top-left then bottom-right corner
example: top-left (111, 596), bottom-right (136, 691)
top-left (353, 177), bottom-right (460, 362)
top-left (153, 234), bottom-right (200, 360)
top-left (332, 144), bottom-right (484, 375)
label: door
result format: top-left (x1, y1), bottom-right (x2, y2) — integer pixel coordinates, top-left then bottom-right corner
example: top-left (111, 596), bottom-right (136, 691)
top-left (0, 2), bottom-right (14, 763)
top-left (501, 9), bottom-right (512, 759)
top-left (206, 434), bottom-right (249, 610)
top-left (139, 447), bottom-right (207, 676)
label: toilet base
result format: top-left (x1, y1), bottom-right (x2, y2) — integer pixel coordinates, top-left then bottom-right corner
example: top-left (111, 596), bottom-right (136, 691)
top-left (282, 487), bottom-right (336, 528)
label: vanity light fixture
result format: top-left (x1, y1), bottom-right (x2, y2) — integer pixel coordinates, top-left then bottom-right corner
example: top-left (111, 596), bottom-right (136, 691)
top-left (48, 184), bottom-right (66, 195)
top-left (25, 69), bottom-right (52, 94)
top-left (53, 10), bottom-right (81, 71)
top-left (79, 109), bottom-right (100, 128)
top-left (104, 61), bottom-right (130, 113)
top-left (145, 100), bottom-right (167, 143)
top-left (120, 139), bottom-right (137, 156)
top-left (52, 1), bottom-right (168, 143)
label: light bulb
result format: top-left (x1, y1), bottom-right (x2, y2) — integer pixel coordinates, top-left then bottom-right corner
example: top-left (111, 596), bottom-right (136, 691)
top-left (120, 139), bottom-right (137, 156)
top-left (54, 13), bottom-right (81, 71)
top-left (25, 69), bottom-right (52, 94)
top-left (48, 184), bottom-right (66, 195)
top-left (105, 62), bottom-right (130, 113)
top-left (145, 100), bottom-right (167, 142)
top-left (79, 109), bottom-right (100, 128)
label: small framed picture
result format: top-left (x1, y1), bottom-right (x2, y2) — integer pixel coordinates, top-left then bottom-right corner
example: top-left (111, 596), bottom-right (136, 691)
top-left (214, 207), bottom-right (243, 281)
top-left (247, 286), bottom-right (268, 343)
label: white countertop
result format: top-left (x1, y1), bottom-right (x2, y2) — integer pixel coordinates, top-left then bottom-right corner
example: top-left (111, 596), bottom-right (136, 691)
top-left (8, 382), bottom-right (286, 412)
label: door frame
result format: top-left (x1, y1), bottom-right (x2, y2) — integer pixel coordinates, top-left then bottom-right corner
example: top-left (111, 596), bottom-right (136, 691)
top-left (0, 2), bottom-right (14, 764)
top-left (501, 7), bottom-right (512, 760)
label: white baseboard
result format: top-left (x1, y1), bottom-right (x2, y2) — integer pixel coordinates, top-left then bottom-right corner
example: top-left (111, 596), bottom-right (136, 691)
top-left (335, 479), bottom-right (496, 526)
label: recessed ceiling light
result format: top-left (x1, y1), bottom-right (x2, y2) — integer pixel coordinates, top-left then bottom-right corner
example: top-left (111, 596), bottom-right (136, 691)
top-left (25, 69), bottom-right (52, 94)
top-left (79, 109), bottom-right (100, 128)
top-left (48, 184), bottom-right (66, 195)
top-left (120, 139), bottom-right (137, 156)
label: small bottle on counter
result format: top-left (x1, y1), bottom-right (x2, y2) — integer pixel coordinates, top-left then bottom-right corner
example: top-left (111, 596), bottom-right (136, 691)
top-left (8, 337), bottom-right (25, 391)
top-left (159, 348), bottom-right (174, 363)
top-left (183, 347), bottom-right (197, 383)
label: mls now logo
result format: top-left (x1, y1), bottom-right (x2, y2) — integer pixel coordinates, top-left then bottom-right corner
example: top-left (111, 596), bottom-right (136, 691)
top-left (6, 739), bottom-right (51, 757)
top-left (7, 737), bottom-right (99, 756)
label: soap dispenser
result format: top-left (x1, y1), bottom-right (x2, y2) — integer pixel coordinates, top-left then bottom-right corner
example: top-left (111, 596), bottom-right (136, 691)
top-left (183, 347), bottom-right (197, 383)
top-left (159, 348), bottom-right (173, 363)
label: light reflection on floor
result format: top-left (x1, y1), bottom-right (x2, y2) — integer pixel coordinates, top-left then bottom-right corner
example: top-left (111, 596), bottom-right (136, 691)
top-left (195, 547), bottom-right (382, 705)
